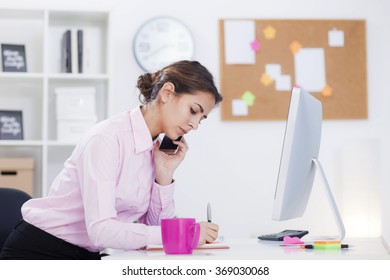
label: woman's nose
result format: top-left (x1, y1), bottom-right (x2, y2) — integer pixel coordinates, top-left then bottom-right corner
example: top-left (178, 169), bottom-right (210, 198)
top-left (188, 121), bottom-right (199, 131)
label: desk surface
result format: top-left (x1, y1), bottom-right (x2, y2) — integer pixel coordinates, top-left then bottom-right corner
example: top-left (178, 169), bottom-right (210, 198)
top-left (104, 237), bottom-right (390, 260)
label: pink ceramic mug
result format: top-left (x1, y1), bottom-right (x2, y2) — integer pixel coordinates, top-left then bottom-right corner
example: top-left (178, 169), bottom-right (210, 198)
top-left (161, 218), bottom-right (200, 254)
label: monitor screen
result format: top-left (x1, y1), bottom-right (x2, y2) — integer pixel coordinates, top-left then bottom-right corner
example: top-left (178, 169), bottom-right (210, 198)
top-left (272, 87), bottom-right (322, 221)
top-left (272, 87), bottom-right (345, 240)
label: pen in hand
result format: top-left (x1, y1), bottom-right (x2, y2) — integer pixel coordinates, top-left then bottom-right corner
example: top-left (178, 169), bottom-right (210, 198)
top-left (207, 202), bottom-right (212, 223)
top-left (207, 202), bottom-right (224, 242)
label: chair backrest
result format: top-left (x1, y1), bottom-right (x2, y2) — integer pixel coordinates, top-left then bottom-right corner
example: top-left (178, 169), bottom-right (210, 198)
top-left (0, 188), bottom-right (32, 251)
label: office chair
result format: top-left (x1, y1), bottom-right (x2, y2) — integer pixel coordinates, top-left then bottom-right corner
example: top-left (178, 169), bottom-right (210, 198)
top-left (0, 188), bottom-right (32, 251)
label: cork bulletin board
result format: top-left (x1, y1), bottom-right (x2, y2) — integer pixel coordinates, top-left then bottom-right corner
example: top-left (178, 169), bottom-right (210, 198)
top-left (219, 19), bottom-right (367, 120)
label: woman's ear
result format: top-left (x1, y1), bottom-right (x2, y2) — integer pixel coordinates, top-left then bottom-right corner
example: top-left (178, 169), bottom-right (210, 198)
top-left (160, 82), bottom-right (175, 103)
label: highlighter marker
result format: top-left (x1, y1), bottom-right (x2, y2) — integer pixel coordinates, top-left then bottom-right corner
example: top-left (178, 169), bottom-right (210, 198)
top-left (300, 244), bottom-right (349, 249)
top-left (314, 240), bottom-right (341, 245)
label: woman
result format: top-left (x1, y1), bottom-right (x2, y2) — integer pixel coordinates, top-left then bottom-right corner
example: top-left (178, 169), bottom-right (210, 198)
top-left (0, 60), bottom-right (223, 260)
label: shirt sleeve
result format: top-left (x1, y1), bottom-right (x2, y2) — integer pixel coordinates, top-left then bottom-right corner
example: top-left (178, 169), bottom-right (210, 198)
top-left (138, 180), bottom-right (175, 226)
top-left (77, 135), bottom-right (166, 250)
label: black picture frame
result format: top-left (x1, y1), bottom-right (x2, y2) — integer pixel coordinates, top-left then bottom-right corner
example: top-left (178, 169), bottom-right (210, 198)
top-left (0, 110), bottom-right (24, 140)
top-left (1, 44), bottom-right (27, 72)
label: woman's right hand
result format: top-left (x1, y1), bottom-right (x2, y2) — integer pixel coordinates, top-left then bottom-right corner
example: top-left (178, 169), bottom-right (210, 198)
top-left (153, 137), bottom-right (189, 185)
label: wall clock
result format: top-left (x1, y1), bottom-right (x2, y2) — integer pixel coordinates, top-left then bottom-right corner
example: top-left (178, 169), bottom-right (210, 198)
top-left (133, 17), bottom-right (195, 72)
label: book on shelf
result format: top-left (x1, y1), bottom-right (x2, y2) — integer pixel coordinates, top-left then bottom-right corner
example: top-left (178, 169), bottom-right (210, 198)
top-left (77, 30), bottom-right (83, 73)
top-left (61, 30), bottom-right (71, 73)
top-left (70, 30), bottom-right (77, 73)
top-left (82, 33), bottom-right (91, 74)
top-left (61, 29), bottom-right (83, 73)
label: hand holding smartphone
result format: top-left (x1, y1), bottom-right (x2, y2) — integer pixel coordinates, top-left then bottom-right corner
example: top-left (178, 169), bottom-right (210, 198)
top-left (159, 135), bottom-right (183, 154)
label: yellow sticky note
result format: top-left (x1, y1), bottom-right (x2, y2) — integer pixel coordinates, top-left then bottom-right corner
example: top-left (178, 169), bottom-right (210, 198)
top-left (263, 25), bottom-right (276, 39)
top-left (260, 73), bottom-right (273, 87)
top-left (289, 40), bottom-right (302, 54)
top-left (241, 91), bottom-right (255, 106)
top-left (322, 84), bottom-right (333, 97)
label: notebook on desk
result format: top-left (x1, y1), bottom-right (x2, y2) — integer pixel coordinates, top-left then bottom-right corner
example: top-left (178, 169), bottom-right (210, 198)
top-left (146, 242), bottom-right (230, 251)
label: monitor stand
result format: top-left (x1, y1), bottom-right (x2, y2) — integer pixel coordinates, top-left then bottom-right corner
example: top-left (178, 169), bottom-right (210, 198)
top-left (312, 157), bottom-right (346, 241)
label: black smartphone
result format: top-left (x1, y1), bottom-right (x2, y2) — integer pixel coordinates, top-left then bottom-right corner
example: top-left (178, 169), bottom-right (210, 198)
top-left (159, 135), bottom-right (183, 154)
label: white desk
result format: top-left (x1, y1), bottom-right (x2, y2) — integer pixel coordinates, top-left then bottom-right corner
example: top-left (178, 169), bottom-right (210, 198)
top-left (104, 237), bottom-right (390, 260)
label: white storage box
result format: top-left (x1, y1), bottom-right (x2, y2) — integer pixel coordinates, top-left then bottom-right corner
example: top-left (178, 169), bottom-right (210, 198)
top-left (57, 116), bottom-right (97, 142)
top-left (55, 87), bottom-right (96, 118)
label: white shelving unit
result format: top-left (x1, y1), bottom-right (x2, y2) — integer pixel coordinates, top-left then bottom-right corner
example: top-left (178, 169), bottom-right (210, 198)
top-left (0, 8), bottom-right (111, 197)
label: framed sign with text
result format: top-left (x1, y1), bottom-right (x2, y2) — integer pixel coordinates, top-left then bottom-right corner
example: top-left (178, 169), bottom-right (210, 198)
top-left (1, 44), bottom-right (27, 72)
top-left (0, 110), bottom-right (24, 140)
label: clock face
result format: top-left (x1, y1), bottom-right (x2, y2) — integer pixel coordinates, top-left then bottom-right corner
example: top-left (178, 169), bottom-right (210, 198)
top-left (133, 17), bottom-right (195, 72)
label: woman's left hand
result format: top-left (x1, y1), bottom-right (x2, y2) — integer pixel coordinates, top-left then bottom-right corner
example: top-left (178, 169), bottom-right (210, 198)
top-left (153, 137), bottom-right (189, 185)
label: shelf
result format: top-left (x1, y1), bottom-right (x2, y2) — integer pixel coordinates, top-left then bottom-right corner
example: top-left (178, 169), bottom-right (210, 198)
top-left (0, 73), bottom-right (44, 80)
top-left (48, 73), bottom-right (109, 81)
top-left (0, 10), bottom-right (44, 73)
top-left (0, 141), bottom-right (79, 147)
top-left (47, 141), bottom-right (77, 147)
top-left (48, 10), bottom-right (109, 75)
top-left (0, 8), bottom-right (111, 197)
top-left (48, 10), bottom-right (109, 24)
top-left (0, 140), bottom-right (43, 147)
top-left (0, 9), bottom-right (43, 20)
top-left (0, 73), bottom-right (108, 81)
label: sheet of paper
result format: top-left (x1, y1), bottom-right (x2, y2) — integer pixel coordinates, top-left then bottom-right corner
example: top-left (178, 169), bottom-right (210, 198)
top-left (275, 75), bottom-right (292, 91)
top-left (328, 29), bottom-right (344, 47)
top-left (146, 242), bottom-right (230, 251)
top-left (294, 48), bottom-right (326, 92)
top-left (231, 99), bottom-right (248, 116)
top-left (196, 242), bottom-right (230, 250)
top-left (265, 64), bottom-right (281, 80)
top-left (224, 20), bottom-right (256, 64)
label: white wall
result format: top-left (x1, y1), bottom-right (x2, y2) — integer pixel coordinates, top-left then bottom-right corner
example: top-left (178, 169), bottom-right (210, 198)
top-left (3, 0), bottom-right (389, 242)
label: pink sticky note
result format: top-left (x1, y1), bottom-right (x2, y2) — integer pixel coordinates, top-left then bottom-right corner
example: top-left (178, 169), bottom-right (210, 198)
top-left (282, 236), bottom-right (304, 245)
top-left (250, 39), bottom-right (260, 52)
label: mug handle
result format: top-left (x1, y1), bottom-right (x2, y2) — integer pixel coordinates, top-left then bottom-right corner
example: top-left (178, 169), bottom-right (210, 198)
top-left (188, 223), bottom-right (201, 250)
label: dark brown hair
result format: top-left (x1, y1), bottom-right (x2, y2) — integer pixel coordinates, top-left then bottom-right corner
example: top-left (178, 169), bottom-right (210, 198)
top-left (136, 60), bottom-right (222, 105)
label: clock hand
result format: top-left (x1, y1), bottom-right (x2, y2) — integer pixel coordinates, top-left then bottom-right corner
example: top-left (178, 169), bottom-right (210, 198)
top-left (145, 44), bottom-right (174, 59)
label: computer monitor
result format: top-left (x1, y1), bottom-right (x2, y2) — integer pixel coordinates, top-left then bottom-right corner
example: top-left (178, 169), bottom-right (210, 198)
top-left (272, 87), bottom-right (346, 240)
